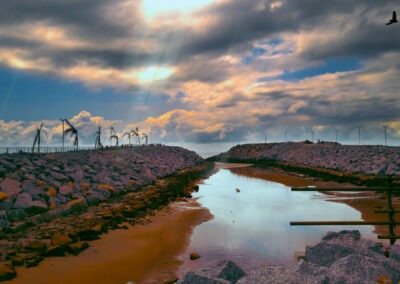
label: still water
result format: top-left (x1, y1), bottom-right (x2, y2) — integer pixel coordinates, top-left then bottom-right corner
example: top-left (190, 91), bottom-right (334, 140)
top-left (179, 167), bottom-right (376, 271)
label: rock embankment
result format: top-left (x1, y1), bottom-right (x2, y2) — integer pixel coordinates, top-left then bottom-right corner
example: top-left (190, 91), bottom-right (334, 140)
top-left (179, 230), bottom-right (400, 283)
top-left (212, 142), bottom-right (400, 176)
top-left (0, 145), bottom-right (210, 281)
top-left (0, 145), bottom-right (203, 227)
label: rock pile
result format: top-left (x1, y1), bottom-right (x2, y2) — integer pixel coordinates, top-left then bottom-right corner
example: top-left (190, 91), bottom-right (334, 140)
top-left (0, 145), bottom-right (203, 227)
top-left (179, 230), bottom-right (400, 283)
top-left (214, 142), bottom-right (400, 175)
top-left (0, 157), bottom-right (212, 281)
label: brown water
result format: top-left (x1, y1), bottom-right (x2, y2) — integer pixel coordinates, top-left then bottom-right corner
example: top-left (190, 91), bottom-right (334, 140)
top-left (178, 167), bottom-right (376, 273)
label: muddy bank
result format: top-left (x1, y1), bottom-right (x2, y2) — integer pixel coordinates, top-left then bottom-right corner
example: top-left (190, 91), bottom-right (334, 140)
top-left (3, 200), bottom-right (212, 284)
top-left (0, 161), bottom-right (215, 281)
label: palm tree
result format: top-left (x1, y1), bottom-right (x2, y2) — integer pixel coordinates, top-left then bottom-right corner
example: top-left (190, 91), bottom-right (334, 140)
top-left (64, 119), bottom-right (79, 150)
top-left (110, 126), bottom-right (119, 146)
top-left (131, 127), bottom-right (141, 145)
top-left (32, 122), bottom-right (44, 153)
top-left (141, 133), bottom-right (148, 145)
top-left (122, 131), bottom-right (131, 145)
top-left (95, 126), bottom-right (102, 149)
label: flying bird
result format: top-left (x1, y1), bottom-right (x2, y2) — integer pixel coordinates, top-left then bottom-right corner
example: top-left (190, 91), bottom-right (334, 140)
top-left (386, 11), bottom-right (398, 25)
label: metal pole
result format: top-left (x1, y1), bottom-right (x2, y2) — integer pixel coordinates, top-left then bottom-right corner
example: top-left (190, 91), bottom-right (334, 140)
top-left (357, 126), bottom-right (361, 145)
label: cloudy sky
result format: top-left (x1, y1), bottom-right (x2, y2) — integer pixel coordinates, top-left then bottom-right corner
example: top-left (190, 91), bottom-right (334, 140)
top-left (0, 0), bottom-right (399, 153)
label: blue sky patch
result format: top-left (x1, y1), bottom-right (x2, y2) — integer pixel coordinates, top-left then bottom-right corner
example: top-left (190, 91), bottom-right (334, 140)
top-left (273, 57), bottom-right (363, 82)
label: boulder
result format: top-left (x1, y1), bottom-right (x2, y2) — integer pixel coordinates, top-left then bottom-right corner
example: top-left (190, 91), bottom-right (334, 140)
top-left (181, 260), bottom-right (246, 284)
top-left (0, 263), bottom-right (16, 281)
top-left (179, 272), bottom-right (230, 284)
top-left (190, 252), bottom-right (201, 261)
top-left (326, 254), bottom-right (400, 283)
top-left (13, 193), bottom-right (48, 214)
top-left (0, 192), bottom-right (9, 201)
top-left (0, 178), bottom-right (21, 197)
top-left (25, 255), bottom-right (44, 268)
top-left (51, 233), bottom-right (72, 246)
top-left (46, 245), bottom-right (66, 257)
top-left (59, 184), bottom-right (73, 196)
top-left (67, 242), bottom-right (89, 256)
top-left (67, 197), bottom-right (88, 212)
top-left (24, 240), bottom-right (47, 255)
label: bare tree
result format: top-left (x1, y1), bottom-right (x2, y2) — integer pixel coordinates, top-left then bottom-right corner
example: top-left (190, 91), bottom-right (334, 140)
top-left (95, 126), bottom-right (102, 149)
top-left (110, 126), bottom-right (119, 146)
top-left (32, 122), bottom-right (44, 153)
top-left (122, 131), bottom-right (131, 145)
top-left (131, 127), bottom-right (141, 145)
top-left (142, 133), bottom-right (148, 145)
top-left (64, 119), bottom-right (79, 150)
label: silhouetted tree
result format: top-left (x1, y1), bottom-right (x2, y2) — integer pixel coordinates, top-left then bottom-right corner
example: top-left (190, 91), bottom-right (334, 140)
top-left (32, 122), bottom-right (44, 153)
top-left (64, 119), bottom-right (79, 150)
top-left (110, 126), bottom-right (119, 146)
top-left (142, 133), bottom-right (148, 145)
top-left (131, 127), bottom-right (140, 145)
top-left (95, 126), bottom-right (102, 149)
top-left (122, 131), bottom-right (131, 145)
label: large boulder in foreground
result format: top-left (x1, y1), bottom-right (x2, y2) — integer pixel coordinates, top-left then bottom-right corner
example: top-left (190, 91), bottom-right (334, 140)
top-left (181, 231), bottom-right (400, 284)
top-left (179, 260), bottom-right (246, 284)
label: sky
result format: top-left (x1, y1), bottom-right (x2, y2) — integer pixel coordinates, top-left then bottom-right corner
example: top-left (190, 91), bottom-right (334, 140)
top-left (0, 0), bottom-right (399, 154)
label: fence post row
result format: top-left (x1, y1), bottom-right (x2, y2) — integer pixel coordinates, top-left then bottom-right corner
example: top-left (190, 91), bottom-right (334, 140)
top-left (290, 187), bottom-right (400, 245)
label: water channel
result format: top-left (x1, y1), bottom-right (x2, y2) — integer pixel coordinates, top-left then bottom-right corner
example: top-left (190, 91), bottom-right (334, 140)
top-left (179, 166), bottom-right (376, 273)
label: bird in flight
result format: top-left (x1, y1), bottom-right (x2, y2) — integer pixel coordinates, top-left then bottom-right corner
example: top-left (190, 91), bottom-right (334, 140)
top-left (386, 11), bottom-right (398, 25)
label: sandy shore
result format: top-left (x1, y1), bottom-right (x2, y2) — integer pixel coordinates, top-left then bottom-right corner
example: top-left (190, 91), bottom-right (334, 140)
top-left (3, 200), bottom-right (212, 284)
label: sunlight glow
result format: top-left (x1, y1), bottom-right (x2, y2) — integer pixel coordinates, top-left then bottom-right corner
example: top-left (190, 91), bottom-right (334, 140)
top-left (136, 66), bottom-right (174, 83)
top-left (142, 0), bottom-right (215, 20)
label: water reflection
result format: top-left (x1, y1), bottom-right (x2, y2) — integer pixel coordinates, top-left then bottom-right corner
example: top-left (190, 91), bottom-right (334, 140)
top-left (180, 168), bottom-right (375, 271)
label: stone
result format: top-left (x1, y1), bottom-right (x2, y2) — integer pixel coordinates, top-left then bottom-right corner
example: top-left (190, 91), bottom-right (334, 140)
top-left (0, 263), bottom-right (16, 281)
top-left (13, 193), bottom-right (48, 214)
top-left (181, 260), bottom-right (246, 284)
top-left (25, 255), bottom-right (44, 268)
top-left (67, 242), bottom-right (89, 256)
top-left (59, 184), bottom-right (73, 196)
top-left (46, 187), bottom-right (57, 198)
top-left (11, 255), bottom-right (27, 267)
top-left (67, 197), bottom-right (88, 212)
top-left (25, 240), bottom-right (47, 255)
top-left (51, 233), bottom-right (72, 246)
top-left (190, 253), bottom-right (201, 261)
top-left (305, 242), bottom-right (354, 267)
top-left (0, 192), bottom-right (9, 201)
top-left (46, 246), bottom-right (66, 257)
top-left (0, 178), bottom-right (21, 197)
top-left (179, 272), bottom-right (230, 284)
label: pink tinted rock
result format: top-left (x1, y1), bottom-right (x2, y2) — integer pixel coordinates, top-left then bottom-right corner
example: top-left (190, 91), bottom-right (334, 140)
top-left (0, 178), bottom-right (22, 197)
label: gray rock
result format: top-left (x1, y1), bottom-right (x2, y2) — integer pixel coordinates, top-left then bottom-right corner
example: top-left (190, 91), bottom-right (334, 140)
top-left (179, 272), bottom-right (230, 284)
top-left (59, 184), bottom-right (73, 196)
top-left (305, 242), bottom-right (355, 267)
top-left (181, 260), bottom-right (246, 284)
top-left (326, 253), bottom-right (400, 283)
top-left (13, 193), bottom-right (48, 214)
top-left (0, 178), bottom-right (22, 197)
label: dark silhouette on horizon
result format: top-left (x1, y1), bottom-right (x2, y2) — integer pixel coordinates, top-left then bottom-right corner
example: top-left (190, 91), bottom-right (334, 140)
top-left (64, 119), bottom-right (79, 150)
top-left (32, 122), bottom-right (44, 153)
top-left (386, 11), bottom-right (398, 25)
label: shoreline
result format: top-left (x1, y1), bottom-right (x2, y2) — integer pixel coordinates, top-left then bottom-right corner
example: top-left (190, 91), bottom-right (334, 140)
top-left (2, 161), bottom-right (398, 282)
top-left (3, 199), bottom-right (213, 284)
